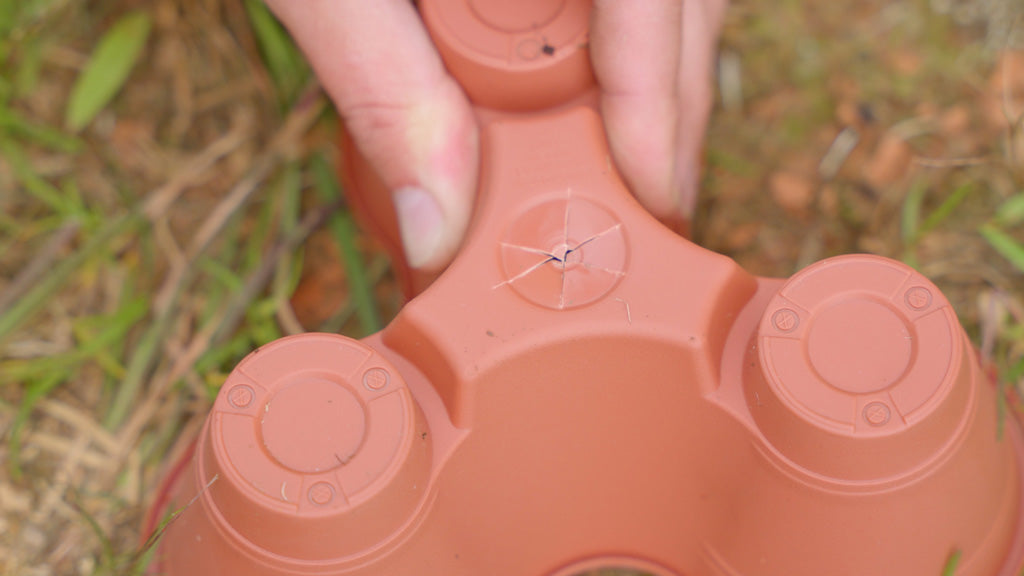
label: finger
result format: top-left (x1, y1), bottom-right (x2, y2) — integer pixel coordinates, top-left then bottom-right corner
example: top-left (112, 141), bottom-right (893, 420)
top-left (266, 0), bottom-right (478, 271)
top-left (674, 0), bottom-right (728, 218)
top-left (590, 0), bottom-right (683, 218)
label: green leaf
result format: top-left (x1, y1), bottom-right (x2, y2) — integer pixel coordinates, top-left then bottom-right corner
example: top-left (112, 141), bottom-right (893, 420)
top-left (980, 224), bottom-right (1024, 274)
top-left (941, 549), bottom-right (960, 576)
top-left (0, 0), bottom-right (18, 35)
top-left (996, 193), bottom-right (1024, 227)
top-left (65, 11), bottom-right (152, 132)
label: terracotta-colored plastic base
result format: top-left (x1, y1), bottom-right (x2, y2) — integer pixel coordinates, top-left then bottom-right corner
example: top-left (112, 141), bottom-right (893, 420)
top-left (147, 1), bottom-right (1024, 574)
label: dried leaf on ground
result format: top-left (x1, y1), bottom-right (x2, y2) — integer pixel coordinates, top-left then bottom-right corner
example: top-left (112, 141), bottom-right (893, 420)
top-left (769, 170), bottom-right (817, 216)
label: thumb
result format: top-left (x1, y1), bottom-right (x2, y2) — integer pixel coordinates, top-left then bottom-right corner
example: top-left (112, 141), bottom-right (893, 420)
top-left (266, 0), bottom-right (478, 271)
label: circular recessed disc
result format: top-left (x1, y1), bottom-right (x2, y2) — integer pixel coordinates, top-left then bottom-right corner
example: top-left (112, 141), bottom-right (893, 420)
top-left (261, 378), bottom-right (366, 474)
top-left (759, 255), bottom-right (957, 431)
top-left (204, 333), bottom-right (432, 561)
top-left (807, 298), bottom-right (912, 394)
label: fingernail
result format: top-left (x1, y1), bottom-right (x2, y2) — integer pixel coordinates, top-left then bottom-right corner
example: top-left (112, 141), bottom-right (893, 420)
top-left (392, 186), bottom-right (444, 270)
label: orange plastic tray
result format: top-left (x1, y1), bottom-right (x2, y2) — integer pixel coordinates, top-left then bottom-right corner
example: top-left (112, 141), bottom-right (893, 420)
top-left (146, 1), bottom-right (1024, 574)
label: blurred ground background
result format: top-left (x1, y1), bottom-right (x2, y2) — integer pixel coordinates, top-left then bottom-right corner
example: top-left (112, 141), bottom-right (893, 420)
top-left (0, 0), bottom-right (1023, 574)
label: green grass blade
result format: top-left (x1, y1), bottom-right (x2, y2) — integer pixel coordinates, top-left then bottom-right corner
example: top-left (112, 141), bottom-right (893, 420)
top-left (71, 295), bottom-right (149, 380)
top-left (67, 492), bottom-right (118, 572)
top-left (272, 163), bottom-right (302, 305)
top-left (14, 35), bottom-right (44, 97)
top-left (0, 137), bottom-right (69, 212)
top-left (311, 153), bottom-right (381, 335)
top-left (901, 179), bottom-right (926, 248)
top-left (65, 10), bottom-right (152, 132)
top-left (0, 106), bottom-right (82, 153)
top-left (199, 257), bottom-right (244, 293)
top-left (1, 297), bottom-right (145, 384)
top-left (4, 293), bottom-right (147, 478)
top-left (244, 176), bottom-right (278, 272)
top-left (1009, 356), bottom-right (1024, 384)
top-left (243, 0), bottom-right (307, 104)
top-left (996, 192), bottom-right (1024, 227)
top-left (941, 549), bottom-right (961, 576)
top-left (127, 474), bottom-right (219, 574)
top-left (0, 211), bottom-right (140, 344)
top-left (318, 254), bottom-right (390, 334)
top-left (247, 297), bottom-right (284, 344)
top-left (195, 223), bottom-right (244, 323)
top-left (331, 213), bottom-right (382, 335)
top-left (103, 308), bottom-right (170, 430)
top-left (980, 224), bottom-right (1024, 274)
top-left (920, 182), bottom-right (972, 235)
top-left (7, 371), bottom-right (64, 481)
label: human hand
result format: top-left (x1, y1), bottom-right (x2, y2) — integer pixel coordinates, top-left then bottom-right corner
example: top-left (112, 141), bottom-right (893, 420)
top-left (266, 0), bottom-right (728, 272)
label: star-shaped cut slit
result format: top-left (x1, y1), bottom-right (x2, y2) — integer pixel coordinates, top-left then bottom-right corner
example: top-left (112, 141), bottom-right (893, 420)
top-left (495, 191), bottom-right (627, 309)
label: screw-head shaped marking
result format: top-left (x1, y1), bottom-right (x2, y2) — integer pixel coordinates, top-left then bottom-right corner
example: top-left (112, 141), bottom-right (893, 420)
top-left (227, 385), bottom-right (254, 409)
top-left (771, 308), bottom-right (800, 333)
top-left (905, 286), bottom-right (933, 311)
top-left (308, 482), bottom-right (335, 506)
top-left (363, 367), bottom-right (390, 391)
top-left (863, 401), bottom-right (892, 426)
